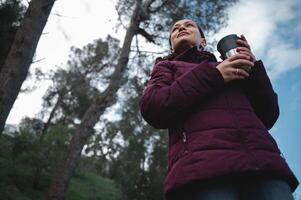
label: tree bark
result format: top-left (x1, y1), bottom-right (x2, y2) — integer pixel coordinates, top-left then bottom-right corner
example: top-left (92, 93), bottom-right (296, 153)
top-left (0, 0), bottom-right (56, 134)
top-left (47, 2), bottom-right (143, 199)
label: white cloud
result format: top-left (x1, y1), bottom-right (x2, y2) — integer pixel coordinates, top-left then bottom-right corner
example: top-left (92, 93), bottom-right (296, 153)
top-left (214, 0), bottom-right (273, 54)
top-left (265, 42), bottom-right (301, 78)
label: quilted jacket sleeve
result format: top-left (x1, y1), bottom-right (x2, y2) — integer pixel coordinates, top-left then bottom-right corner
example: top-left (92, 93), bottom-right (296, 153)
top-left (139, 60), bottom-right (224, 129)
top-left (244, 60), bottom-right (279, 130)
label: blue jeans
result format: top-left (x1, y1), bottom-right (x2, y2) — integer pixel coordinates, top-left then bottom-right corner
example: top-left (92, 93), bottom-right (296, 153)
top-left (191, 178), bottom-right (294, 200)
top-left (169, 177), bottom-right (294, 200)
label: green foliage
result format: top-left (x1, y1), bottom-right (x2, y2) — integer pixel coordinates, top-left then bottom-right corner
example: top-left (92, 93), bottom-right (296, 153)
top-left (41, 35), bottom-right (121, 126)
top-left (0, 122), bottom-right (121, 200)
top-left (0, 133), bottom-right (44, 199)
top-left (0, 0), bottom-right (26, 67)
top-left (82, 77), bottom-right (168, 200)
top-left (66, 173), bottom-right (121, 200)
top-left (0, 121), bottom-right (72, 199)
top-left (0, 134), bottom-right (14, 183)
top-left (145, 134), bottom-right (168, 200)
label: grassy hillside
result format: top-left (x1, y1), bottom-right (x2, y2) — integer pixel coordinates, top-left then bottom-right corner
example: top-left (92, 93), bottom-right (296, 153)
top-left (66, 173), bottom-right (121, 200)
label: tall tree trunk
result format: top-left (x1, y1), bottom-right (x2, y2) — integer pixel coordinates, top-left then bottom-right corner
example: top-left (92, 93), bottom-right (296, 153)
top-left (0, 0), bottom-right (56, 134)
top-left (42, 92), bottom-right (64, 135)
top-left (47, 3), bottom-right (143, 200)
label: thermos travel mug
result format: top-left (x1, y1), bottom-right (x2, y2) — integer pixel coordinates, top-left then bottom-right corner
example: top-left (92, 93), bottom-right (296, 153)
top-left (217, 34), bottom-right (252, 73)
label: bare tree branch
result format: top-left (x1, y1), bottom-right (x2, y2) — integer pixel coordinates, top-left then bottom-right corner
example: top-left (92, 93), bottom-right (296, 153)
top-left (83, 62), bottom-right (110, 76)
top-left (32, 57), bottom-right (46, 63)
top-left (136, 28), bottom-right (156, 44)
top-left (135, 35), bottom-right (140, 53)
top-left (114, 4), bottom-right (127, 29)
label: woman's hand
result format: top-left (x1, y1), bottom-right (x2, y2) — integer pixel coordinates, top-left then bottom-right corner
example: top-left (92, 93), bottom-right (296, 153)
top-left (236, 34), bottom-right (256, 63)
top-left (216, 53), bottom-right (254, 83)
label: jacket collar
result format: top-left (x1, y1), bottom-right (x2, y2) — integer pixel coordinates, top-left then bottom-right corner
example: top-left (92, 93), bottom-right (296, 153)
top-left (172, 45), bottom-right (217, 63)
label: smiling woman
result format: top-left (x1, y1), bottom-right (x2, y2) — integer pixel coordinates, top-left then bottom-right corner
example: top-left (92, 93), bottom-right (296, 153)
top-left (169, 19), bottom-right (207, 54)
top-left (139, 18), bottom-right (299, 200)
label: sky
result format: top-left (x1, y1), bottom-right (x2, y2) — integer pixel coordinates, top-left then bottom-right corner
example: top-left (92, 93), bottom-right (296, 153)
top-left (6, 0), bottom-right (301, 197)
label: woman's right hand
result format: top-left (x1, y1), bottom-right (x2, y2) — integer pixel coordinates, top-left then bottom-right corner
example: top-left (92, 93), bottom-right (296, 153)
top-left (216, 54), bottom-right (254, 83)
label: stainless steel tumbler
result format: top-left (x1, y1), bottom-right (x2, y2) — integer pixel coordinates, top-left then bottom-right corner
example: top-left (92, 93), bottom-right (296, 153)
top-left (217, 34), bottom-right (251, 73)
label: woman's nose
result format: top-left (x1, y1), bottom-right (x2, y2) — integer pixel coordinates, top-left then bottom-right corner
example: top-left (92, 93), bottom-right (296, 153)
top-left (178, 25), bottom-right (186, 32)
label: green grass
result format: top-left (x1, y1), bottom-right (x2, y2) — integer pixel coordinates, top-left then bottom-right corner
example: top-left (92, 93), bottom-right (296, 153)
top-left (66, 173), bottom-right (121, 200)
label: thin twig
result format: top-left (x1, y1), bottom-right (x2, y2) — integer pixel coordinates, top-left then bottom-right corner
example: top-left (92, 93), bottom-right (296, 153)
top-left (114, 4), bottom-right (127, 29)
top-left (32, 58), bottom-right (46, 63)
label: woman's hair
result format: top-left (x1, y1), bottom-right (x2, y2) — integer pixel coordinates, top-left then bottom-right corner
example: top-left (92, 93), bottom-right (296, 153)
top-left (168, 23), bottom-right (205, 49)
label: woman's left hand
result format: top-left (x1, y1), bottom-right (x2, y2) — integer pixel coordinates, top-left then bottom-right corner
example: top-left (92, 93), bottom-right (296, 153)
top-left (236, 34), bottom-right (256, 63)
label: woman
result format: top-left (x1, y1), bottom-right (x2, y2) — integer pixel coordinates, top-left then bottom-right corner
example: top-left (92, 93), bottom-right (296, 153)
top-left (139, 19), bottom-right (299, 200)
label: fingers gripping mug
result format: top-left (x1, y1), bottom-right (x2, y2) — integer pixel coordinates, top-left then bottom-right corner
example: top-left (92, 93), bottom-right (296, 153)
top-left (217, 34), bottom-right (252, 73)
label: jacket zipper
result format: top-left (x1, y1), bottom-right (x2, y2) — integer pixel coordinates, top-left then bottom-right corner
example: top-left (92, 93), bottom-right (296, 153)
top-left (182, 131), bottom-right (188, 155)
top-left (182, 131), bottom-right (187, 143)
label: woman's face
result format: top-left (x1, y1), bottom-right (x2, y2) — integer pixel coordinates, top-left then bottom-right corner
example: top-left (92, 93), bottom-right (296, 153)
top-left (170, 19), bottom-right (206, 53)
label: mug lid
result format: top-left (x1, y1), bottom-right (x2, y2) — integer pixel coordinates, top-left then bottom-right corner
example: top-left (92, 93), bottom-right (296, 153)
top-left (217, 34), bottom-right (240, 55)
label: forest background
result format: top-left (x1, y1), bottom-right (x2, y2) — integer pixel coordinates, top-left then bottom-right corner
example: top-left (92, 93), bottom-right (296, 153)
top-left (1, 0), bottom-right (300, 199)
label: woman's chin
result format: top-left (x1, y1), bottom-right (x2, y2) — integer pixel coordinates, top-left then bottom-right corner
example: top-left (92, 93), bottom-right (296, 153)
top-left (174, 42), bottom-right (195, 54)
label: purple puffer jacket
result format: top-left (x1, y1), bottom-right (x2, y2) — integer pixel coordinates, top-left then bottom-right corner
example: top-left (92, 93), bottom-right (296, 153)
top-left (139, 46), bottom-right (299, 196)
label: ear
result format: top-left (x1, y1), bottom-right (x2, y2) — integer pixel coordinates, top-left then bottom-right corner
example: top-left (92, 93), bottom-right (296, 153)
top-left (200, 38), bottom-right (207, 47)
